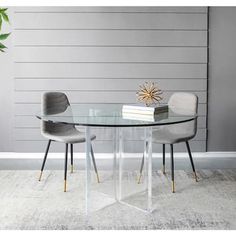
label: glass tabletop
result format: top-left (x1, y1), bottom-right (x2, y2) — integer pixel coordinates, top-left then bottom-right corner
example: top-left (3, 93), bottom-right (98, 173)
top-left (36, 104), bottom-right (197, 127)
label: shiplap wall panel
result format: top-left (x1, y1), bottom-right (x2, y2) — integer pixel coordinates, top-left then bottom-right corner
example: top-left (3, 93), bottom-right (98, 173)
top-left (14, 91), bottom-right (207, 104)
top-left (14, 64), bottom-right (207, 78)
top-left (14, 7), bottom-right (208, 13)
top-left (14, 13), bottom-right (207, 30)
top-left (14, 31), bottom-right (207, 46)
top-left (15, 79), bottom-right (207, 91)
top-left (14, 47), bottom-right (207, 63)
top-left (13, 6), bottom-right (208, 152)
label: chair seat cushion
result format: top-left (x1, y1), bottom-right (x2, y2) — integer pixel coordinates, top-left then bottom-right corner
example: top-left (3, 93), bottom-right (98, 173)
top-left (152, 128), bottom-right (195, 144)
top-left (42, 128), bottom-right (96, 144)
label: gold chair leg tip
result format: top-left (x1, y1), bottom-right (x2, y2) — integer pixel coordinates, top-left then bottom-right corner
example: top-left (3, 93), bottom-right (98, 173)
top-left (38, 171), bottom-right (43, 181)
top-left (71, 165), bottom-right (74, 173)
top-left (194, 172), bottom-right (199, 182)
top-left (64, 180), bottom-right (67, 192)
top-left (137, 175), bottom-right (142, 184)
top-left (172, 181), bottom-right (175, 193)
top-left (162, 165), bottom-right (165, 175)
top-left (96, 174), bottom-right (100, 183)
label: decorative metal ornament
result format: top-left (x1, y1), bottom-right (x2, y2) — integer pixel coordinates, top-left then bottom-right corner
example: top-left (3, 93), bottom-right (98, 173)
top-left (136, 81), bottom-right (163, 107)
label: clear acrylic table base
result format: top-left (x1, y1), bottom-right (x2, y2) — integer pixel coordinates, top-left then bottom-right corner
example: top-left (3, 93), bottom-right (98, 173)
top-left (85, 126), bottom-right (153, 215)
top-left (114, 126), bottom-right (153, 213)
top-left (85, 126), bottom-right (91, 216)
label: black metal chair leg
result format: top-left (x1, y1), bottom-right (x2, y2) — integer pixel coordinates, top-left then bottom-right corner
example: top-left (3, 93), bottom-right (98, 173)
top-left (170, 144), bottom-right (175, 193)
top-left (70, 143), bottom-right (73, 173)
top-left (90, 144), bottom-right (100, 183)
top-left (64, 144), bottom-right (68, 192)
top-left (163, 144), bottom-right (166, 174)
top-left (39, 139), bottom-right (51, 181)
top-left (186, 141), bottom-right (198, 182)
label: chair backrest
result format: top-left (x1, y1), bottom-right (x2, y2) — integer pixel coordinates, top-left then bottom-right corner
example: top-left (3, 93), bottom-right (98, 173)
top-left (42, 92), bottom-right (70, 115)
top-left (41, 92), bottom-right (75, 135)
top-left (167, 92), bottom-right (198, 137)
top-left (168, 92), bottom-right (198, 115)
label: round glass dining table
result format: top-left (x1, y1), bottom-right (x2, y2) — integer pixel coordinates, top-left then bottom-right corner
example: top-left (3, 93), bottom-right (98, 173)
top-left (37, 103), bottom-right (197, 213)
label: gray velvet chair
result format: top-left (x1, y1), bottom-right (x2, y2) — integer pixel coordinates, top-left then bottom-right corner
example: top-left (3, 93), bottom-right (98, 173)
top-left (38, 92), bottom-right (99, 192)
top-left (138, 92), bottom-right (198, 193)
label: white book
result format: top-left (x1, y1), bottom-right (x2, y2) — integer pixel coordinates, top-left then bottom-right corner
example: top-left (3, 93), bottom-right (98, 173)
top-left (122, 104), bottom-right (168, 115)
top-left (122, 113), bottom-right (155, 122)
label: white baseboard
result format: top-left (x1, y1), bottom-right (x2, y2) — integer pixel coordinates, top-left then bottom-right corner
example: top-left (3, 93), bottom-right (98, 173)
top-left (0, 152), bottom-right (236, 159)
top-left (1, 152), bottom-right (236, 170)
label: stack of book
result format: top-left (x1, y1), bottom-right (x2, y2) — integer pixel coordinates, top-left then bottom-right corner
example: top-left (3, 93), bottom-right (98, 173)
top-left (122, 104), bottom-right (168, 122)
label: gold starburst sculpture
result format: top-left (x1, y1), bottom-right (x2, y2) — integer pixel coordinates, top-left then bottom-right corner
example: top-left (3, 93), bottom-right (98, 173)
top-left (136, 81), bottom-right (163, 107)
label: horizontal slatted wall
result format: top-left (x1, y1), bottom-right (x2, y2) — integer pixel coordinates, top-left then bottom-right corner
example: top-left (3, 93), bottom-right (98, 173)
top-left (13, 6), bottom-right (208, 152)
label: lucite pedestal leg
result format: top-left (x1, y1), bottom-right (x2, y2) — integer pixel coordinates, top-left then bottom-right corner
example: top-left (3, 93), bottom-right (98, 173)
top-left (143, 128), bottom-right (147, 188)
top-left (85, 125), bottom-right (152, 214)
top-left (118, 128), bottom-right (123, 201)
top-left (147, 127), bottom-right (152, 212)
top-left (113, 127), bottom-right (118, 200)
top-left (85, 126), bottom-right (91, 215)
top-left (116, 126), bottom-right (153, 213)
top-left (113, 127), bottom-right (123, 201)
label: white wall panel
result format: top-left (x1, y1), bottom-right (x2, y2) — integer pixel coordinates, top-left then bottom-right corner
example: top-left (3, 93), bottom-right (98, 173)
top-left (14, 13), bottom-right (207, 30)
top-left (14, 31), bottom-right (207, 46)
top-left (14, 47), bottom-right (207, 63)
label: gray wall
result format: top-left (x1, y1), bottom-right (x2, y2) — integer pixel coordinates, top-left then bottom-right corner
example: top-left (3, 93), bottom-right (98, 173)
top-left (1, 6), bottom-right (236, 153)
top-left (0, 7), bottom-right (210, 153)
top-left (208, 7), bottom-right (236, 151)
top-left (12, 6), bottom-right (208, 153)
